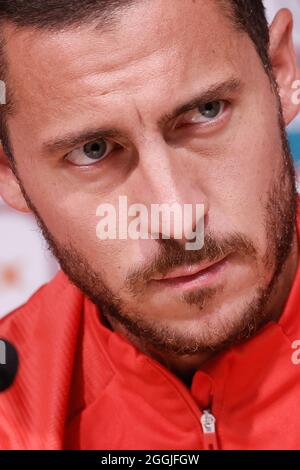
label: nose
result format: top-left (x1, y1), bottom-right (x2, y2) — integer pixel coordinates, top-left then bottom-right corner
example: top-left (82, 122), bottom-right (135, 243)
top-left (130, 136), bottom-right (209, 248)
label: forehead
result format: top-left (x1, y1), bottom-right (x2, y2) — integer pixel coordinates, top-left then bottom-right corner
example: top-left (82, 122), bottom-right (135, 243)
top-left (4, 0), bottom-right (247, 140)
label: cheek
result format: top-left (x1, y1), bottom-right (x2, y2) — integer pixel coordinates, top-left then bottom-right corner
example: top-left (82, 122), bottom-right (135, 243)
top-left (201, 96), bottom-right (284, 257)
top-left (18, 166), bottom-right (157, 293)
top-left (40, 198), bottom-right (150, 293)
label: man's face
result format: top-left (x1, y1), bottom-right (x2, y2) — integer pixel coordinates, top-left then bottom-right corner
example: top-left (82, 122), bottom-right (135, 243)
top-left (3, 0), bottom-right (298, 355)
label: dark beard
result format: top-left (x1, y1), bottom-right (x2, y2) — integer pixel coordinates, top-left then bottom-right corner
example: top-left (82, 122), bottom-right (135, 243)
top-left (15, 94), bottom-right (299, 357)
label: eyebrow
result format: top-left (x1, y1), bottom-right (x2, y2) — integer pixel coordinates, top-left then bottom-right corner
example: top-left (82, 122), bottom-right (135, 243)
top-left (158, 76), bottom-right (243, 127)
top-left (43, 128), bottom-right (121, 155)
top-left (42, 76), bottom-right (243, 155)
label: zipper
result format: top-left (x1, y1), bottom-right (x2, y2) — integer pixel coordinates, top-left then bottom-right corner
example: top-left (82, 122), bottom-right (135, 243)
top-left (200, 410), bottom-right (219, 450)
top-left (140, 352), bottom-right (220, 449)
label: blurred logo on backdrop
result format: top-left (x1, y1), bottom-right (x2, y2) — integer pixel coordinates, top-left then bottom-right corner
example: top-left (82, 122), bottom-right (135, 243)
top-left (0, 200), bottom-right (58, 317)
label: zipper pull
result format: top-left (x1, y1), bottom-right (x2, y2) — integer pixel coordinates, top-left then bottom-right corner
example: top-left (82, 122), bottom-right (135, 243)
top-left (200, 410), bottom-right (219, 450)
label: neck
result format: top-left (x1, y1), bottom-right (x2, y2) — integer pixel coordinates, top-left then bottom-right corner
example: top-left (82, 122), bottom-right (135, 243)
top-left (106, 230), bottom-right (299, 388)
top-left (268, 229), bottom-right (299, 323)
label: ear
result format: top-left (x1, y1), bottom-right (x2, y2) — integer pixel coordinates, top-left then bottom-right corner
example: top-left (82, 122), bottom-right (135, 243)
top-left (269, 8), bottom-right (300, 126)
top-left (0, 144), bottom-right (31, 213)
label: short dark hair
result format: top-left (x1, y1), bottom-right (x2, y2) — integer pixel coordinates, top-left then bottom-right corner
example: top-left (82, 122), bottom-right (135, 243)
top-left (0, 0), bottom-right (272, 164)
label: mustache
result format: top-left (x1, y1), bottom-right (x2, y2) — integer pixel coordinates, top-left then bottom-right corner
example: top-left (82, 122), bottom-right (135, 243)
top-left (125, 232), bottom-right (257, 292)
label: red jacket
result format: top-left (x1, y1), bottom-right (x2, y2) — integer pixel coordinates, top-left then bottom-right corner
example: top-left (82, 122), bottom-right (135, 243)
top-left (1, 226), bottom-right (300, 450)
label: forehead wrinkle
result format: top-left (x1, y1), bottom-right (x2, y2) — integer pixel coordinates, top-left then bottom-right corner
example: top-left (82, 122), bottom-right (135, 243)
top-left (2, 0), bottom-right (253, 153)
top-left (3, 0), bottom-right (236, 100)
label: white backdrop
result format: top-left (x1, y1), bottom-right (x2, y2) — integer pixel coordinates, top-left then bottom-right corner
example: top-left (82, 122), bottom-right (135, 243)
top-left (0, 0), bottom-right (300, 317)
top-left (0, 199), bottom-right (58, 316)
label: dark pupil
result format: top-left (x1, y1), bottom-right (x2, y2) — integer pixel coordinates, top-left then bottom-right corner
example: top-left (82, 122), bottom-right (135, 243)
top-left (83, 141), bottom-right (107, 159)
top-left (200, 101), bottom-right (221, 118)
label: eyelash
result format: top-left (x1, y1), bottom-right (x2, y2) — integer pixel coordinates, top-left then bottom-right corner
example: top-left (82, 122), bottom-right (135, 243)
top-left (174, 100), bottom-right (229, 129)
top-left (65, 100), bottom-right (229, 167)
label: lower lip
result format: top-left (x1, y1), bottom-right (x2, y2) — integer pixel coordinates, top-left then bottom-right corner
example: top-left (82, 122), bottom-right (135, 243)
top-left (153, 257), bottom-right (228, 291)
